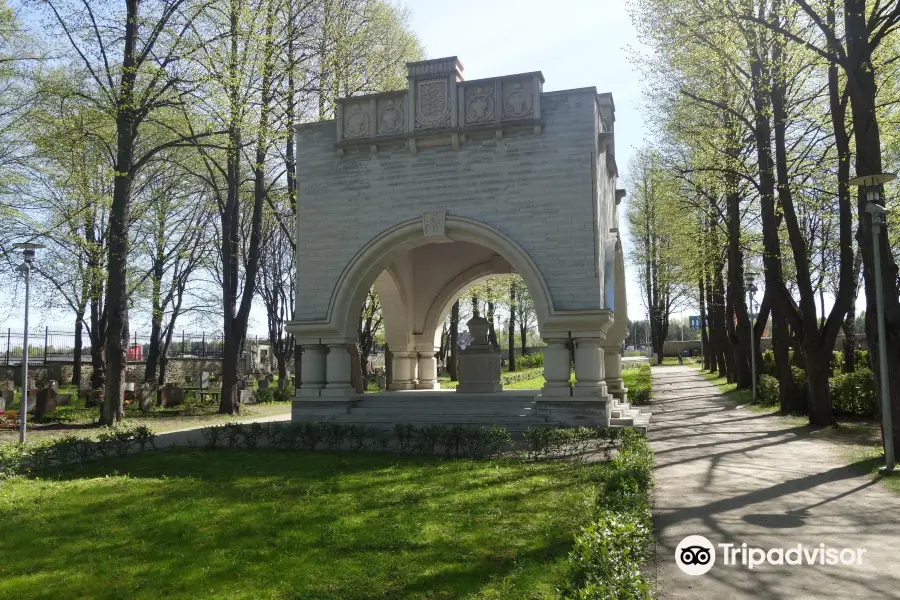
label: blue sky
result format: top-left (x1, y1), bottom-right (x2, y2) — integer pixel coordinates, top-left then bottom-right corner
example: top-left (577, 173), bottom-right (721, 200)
top-left (406, 0), bottom-right (651, 321)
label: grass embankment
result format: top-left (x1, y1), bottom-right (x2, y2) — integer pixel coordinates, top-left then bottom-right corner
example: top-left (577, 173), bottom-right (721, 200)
top-left (0, 432), bottom-right (654, 600)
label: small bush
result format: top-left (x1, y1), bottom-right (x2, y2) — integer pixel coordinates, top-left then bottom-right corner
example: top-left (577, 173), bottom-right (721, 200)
top-left (831, 368), bottom-right (877, 417)
top-left (254, 388), bottom-right (276, 404)
top-left (515, 351), bottom-right (544, 370)
top-left (758, 374), bottom-right (779, 407)
top-left (394, 423), bottom-right (416, 454)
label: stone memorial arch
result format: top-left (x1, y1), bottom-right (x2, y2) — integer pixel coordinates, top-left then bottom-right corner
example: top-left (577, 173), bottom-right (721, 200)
top-left (287, 57), bottom-right (644, 428)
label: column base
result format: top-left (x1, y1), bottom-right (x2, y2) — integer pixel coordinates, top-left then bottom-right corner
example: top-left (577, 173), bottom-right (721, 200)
top-left (321, 386), bottom-right (355, 398)
top-left (415, 382), bottom-right (440, 390)
top-left (390, 382), bottom-right (416, 391)
top-left (573, 381), bottom-right (609, 398)
top-left (297, 388), bottom-right (323, 398)
top-left (541, 383), bottom-right (571, 397)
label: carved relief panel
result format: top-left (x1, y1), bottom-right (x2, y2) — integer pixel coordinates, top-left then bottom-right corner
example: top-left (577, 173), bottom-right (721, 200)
top-left (415, 78), bottom-right (451, 130)
top-left (377, 96), bottom-right (405, 136)
top-left (501, 79), bottom-right (535, 120)
top-left (464, 84), bottom-right (495, 125)
top-left (342, 102), bottom-right (370, 139)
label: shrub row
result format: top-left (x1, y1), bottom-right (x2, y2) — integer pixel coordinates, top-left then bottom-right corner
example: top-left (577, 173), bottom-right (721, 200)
top-left (515, 351), bottom-right (545, 370)
top-left (500, 366), bottom-right (544, 385)
top-left (561, 428), bottom-right (654, 599)
top-left (758, 352), bottom-right (877, 417)
top-left (0, 424), bottom-right (156, 477)
top-left (253, 385), bottom-right (295, 404)
top-left (202, 421), bottom-right (624, 460)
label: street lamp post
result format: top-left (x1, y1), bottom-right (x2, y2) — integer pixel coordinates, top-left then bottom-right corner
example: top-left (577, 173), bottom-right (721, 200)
top-left (744, 272), bottom-right (758, 404)
top-left (13, 243), bottom-right (44, 444)
top-left (849, 172), bottom-right (897, 474)
top-left (645, 310), bottom-right (650, 359)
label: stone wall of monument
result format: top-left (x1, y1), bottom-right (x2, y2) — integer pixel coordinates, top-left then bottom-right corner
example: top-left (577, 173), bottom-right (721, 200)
top-left (294, 86), bottom-right (605, 320)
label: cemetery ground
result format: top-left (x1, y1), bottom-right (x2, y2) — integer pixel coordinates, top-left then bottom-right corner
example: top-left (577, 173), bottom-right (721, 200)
top-left (0, 390), bottom-right (292, 443)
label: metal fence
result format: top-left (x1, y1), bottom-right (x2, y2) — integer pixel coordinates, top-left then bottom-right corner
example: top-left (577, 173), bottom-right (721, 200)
top-left (0, 328), bottom-right (231, 366)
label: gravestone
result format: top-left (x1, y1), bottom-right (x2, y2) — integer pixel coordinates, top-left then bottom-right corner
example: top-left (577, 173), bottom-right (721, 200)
top-left (83, 389), bottom-right (102, 408)
top-left (160, 384), bottom-right (184, 408)
top-left (35, 386), bottom-right (58, 419)
top-left (124, 382), bottom-right (135, 392)
top-left (192, 371), bottom-right (210, 388)
top-left (258, 377), bottom-right (270, 390)
top-left (56, 393), bottom-right (73, 406)
top-left (239, 389), bottom-right (256, 405)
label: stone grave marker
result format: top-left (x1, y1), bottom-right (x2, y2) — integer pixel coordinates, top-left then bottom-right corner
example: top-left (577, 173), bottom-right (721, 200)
top-left (160, 384), bottom-right (184, 408)
top-left (35, 385), bottom-right (58, 419)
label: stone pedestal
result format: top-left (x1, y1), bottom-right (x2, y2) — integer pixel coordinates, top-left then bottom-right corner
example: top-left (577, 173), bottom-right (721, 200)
top-left (457, 317), bottom-right (502, 393)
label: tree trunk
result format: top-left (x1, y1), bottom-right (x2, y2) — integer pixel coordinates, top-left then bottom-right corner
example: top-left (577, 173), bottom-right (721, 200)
top-left (101, 0), bottom-right (142, 427)
top-left (772, 306), bottom-right (800, 413)
top-left (843, 306), bottom-right (856, 373)
top-left (448, 300), bottom-right (459, 381)
top-left (726, 186), bottom-right (752, 389)
top-left (508, 282), bottom-right (516, 371)
top-left (487, 301), bottom-right (497, 348)
top-left (73, 314), bottom-right (84, 387)
top-left (845, 0), bottom-right (900, 456)
top-left (699, 276), bottom-right (710, 371)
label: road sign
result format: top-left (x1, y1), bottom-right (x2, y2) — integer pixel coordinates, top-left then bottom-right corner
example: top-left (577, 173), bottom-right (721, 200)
top-left (689, 316), bottom-right (700, 330)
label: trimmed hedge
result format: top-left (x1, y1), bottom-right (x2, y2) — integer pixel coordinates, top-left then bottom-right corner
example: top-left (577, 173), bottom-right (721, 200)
top-left (0, 424), bottom-right (156, 477)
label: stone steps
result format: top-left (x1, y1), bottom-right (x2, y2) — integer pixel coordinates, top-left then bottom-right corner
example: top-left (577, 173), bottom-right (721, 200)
top-left (292, 392), bottom-right (652, 430)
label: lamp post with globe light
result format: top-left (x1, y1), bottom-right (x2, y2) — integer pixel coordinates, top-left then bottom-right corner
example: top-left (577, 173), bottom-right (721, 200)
top-left (13, 242), bottom-right (44, 444)
top-left (849, 172), bottom-right (896, 474)
top-left (744, 272), bottom-right (758, 404)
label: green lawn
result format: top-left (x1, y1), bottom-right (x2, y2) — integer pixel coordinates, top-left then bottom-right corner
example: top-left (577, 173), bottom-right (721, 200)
top-left (0, 450), bottom-right (609, 600)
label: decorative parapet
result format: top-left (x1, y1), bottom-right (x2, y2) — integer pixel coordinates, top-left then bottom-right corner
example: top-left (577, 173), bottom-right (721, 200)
top-left (334, 57), bottom-right (545, 154)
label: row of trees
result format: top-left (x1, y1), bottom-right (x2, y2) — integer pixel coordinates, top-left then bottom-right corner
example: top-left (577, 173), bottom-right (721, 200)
top-left (627, 0), bottom-right (900, 456)
top-left (0, 0), bottom-right (423, 422)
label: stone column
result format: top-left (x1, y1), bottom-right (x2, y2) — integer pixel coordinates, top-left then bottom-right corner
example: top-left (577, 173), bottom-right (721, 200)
top-left (323, 344), bottom-right (354, 396)
top-left (603, 348), bottom-right (626, 402)
top-left (574, 337), bottom-right (607, 397)
top-left (390, 351), bottom-right (418, 390)
top-left (298, 344), bottom-right (326, 397)
top-left (416, 350), bottom-right (439, 390)
top-left (541, 338), bottom-right (571, 397)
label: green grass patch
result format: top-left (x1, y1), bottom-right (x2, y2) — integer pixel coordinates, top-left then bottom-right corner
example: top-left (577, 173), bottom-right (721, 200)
top-left (1, 450), bottom-right (626, 600)
top-left (622, 364), bottom-right (651, 405)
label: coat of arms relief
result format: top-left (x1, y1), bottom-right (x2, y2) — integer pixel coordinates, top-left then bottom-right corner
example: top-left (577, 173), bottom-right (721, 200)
top-left (415, 78), bottom-right (451, 129)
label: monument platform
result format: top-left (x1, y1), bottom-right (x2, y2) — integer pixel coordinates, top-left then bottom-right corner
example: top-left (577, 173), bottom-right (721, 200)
top-left (292, 390), bottom-right (649, 431)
